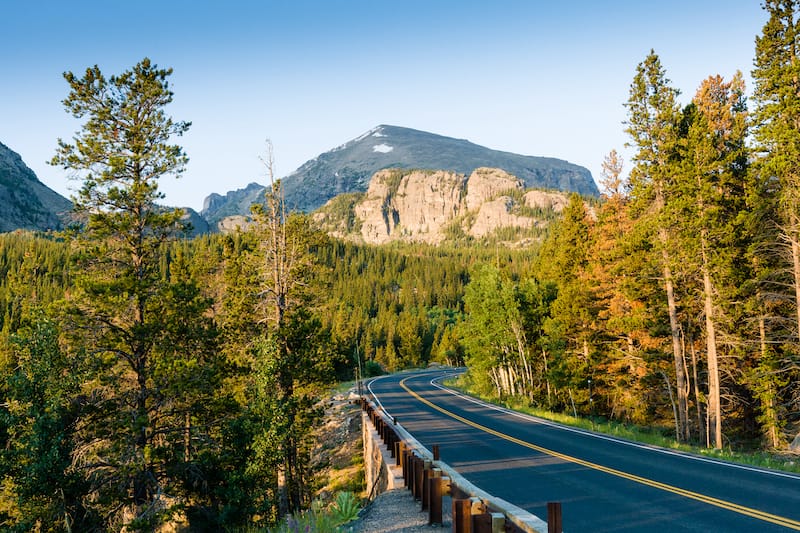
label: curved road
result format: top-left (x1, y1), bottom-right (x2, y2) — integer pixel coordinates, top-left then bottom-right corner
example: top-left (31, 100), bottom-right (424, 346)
top-left (367, 369), bottom-right (800, 532)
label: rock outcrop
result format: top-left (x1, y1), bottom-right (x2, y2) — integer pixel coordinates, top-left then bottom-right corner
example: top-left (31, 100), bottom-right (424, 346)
top-left (355, 169), bottom-right (467, 244)
top-left (200, 182), bottom-right (265, 228)
top-left (315, 167), bottom-right (574, 245)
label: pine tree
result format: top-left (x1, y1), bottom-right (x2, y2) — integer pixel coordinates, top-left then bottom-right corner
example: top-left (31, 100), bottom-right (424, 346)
top-left (751, 0), bottom-right (800, 447)
top-left (50, 58), bottom-right (217, 528)
top-left (248, 142), bottom-right (334, 516)
top-left (591, 151), bottom-right (652, 423)
top-left (624, 51), bottom-right (691, 442)
top-left (752, 0), bottom-right (800, 339)
top-left (679, 73), bottom-right (749, 448)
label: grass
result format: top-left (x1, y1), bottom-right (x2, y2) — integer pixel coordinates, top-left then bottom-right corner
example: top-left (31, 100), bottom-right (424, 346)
top-left (332, 380), bottom-right (357, 395)
top-left (443, 377), bottom-right (800, 475)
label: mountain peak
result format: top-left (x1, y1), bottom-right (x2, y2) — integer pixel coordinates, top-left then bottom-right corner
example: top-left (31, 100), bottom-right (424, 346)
top-left (280, 125), bottom-right (597, 212)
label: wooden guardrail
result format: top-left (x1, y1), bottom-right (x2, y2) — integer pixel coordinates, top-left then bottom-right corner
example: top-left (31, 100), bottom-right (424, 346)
top-left (360, 397), bottom-right (561, 533)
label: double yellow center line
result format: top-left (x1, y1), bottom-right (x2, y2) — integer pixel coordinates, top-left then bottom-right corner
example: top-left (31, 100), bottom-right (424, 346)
top-left (400, 377), bottom-right (800, 530)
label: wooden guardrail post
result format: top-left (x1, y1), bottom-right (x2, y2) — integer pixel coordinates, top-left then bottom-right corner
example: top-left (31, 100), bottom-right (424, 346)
top-left (453, 498), bottom-right (471, 533)
top-left (428, 470), bottom-right (443, 526)
top-left (432, 444), bottom-right (440, 461)
top-left (547, 502), bottom-right (562, 533)
top-left (409, 453), bottom-right (417, 495)
top-left (490, 512), bottom-right (505, 533)
top-left (394, 440), bottom-right (401, 465)
top-left (414, 454), bottom-right (424, 500)
top-left (402, 449), bottom-right (410, 488)
top-left (469, 497), bottom-right (489, 532)
top-left (421, 460), bottom-right (431, 511)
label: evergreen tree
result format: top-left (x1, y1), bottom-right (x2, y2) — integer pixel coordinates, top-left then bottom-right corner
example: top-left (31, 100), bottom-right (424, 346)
top-left (248, 142), bottom-right (335, 516)
top-left (49, 58), bottom-right (218, 528)
top-left (624, 51), bottom-right (691, 442)
top-left (751, 0), bottom-right (800, 447)
top-left (590, 151), bottom-right (652, 423)
top-left (537, 194), bottom-right (598, 411)
top-left (678, 73), bottom-right (749, 448)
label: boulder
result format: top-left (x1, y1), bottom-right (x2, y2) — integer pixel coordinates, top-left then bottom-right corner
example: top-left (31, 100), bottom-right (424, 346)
top-left (789, 433), bottom-right (800, 453)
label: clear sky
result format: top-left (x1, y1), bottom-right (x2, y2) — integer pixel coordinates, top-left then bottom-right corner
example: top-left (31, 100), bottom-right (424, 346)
top-left (1, 1), bottom-right (767, 211)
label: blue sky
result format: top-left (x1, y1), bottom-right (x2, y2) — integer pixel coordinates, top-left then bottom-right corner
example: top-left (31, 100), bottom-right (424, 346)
top-left (1, 1), bottom-right (767, 211)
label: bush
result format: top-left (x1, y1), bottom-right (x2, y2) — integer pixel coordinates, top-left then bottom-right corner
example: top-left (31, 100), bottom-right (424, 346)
top-left (331, 491), bottom-right (360, 525)
top-left (363, 360), bottom-right (384, 377)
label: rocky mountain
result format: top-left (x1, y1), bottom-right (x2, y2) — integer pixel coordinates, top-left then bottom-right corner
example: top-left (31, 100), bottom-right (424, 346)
top-left (313, 167), bottom-right (573, 245)
top-left (180, 207), bottom-right (211, 236)
top-left (200, 182), bottom-right (265, 230)
top-left (203, 125), bottom-right (598, 219)
top-left (0, 142), bottom-right (72, 232)
top-left (284, 125), bottom-right (597, 212)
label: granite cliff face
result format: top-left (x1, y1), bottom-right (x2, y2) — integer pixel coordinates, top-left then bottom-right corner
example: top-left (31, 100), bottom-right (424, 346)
top-left (355, 169), bottom-right (466, 244)
top-left (0, 142), bottom-right (72, 232)
top-left (314, 167), bottom-right (571, 245)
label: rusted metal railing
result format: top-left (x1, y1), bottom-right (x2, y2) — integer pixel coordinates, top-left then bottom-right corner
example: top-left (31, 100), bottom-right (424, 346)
top-left (360, 396), bottom-right (561, 533)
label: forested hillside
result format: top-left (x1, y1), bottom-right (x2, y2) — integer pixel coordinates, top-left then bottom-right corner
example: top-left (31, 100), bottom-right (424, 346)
top-left (3, 3), bottom-right (800, 531)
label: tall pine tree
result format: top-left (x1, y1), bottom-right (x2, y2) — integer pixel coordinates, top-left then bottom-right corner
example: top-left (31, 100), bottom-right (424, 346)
top-left (679, 73), bottom-right (749, 448)
top-left (624, 51), bottom-right (691, 441)
top-left (50, 58), bottom-right (219, 529)
top-left (751, 0), bottom-right (800, 448)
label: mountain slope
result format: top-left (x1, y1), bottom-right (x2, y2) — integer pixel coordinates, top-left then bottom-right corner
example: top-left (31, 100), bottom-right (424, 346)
top-left (202, 125), bottom-right (598, 218)
top-left (200, 182), bottom-right (265, 229)
top-left (282, 125), bottom-right (597, 212)
top-left (0, 142), bottom-right (71, 232)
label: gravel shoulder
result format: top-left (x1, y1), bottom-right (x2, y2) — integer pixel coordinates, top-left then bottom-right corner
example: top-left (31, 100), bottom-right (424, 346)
top-left (348, 488), bottom-right (450, 532)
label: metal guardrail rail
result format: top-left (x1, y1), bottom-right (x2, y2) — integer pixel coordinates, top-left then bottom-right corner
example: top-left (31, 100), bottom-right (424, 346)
top-left (360, 394), bottom-right (561, 533)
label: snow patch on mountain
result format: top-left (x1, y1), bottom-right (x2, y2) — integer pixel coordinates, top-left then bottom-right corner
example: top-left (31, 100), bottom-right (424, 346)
top-left (372, 144), bottom-right (394, 153)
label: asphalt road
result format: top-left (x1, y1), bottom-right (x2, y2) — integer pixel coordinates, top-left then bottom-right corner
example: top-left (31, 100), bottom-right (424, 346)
top-left (367, 369), bottom-right (800, 532)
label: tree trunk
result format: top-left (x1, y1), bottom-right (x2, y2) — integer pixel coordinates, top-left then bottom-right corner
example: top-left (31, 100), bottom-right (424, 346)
top-left (662, 241), bottom-right (689, 442)
top-left (184, 411), bottom-right (191, 462)
top-left (759, 314), bottom-right (781, 448)
top-left (661, 371), bottom-right (679, 441)
top-left (134, 352), bottom-right (151, 506)
top-left (701, 239), bottom-right (722, 449)
top-left (542, 348), bottom-right (551, 407)
top-left (792, 234), bottom-right (800, 342)
top-left (691, 342), bottom-right (705, 444)
top-left (490, 367), bottom-right (501, 397)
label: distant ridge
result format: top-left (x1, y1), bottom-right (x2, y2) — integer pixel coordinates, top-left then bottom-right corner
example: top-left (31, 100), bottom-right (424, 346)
top-left (0, 141), bottom-right (72, 232)
top-left (200, 182), bottom-right (264, 228)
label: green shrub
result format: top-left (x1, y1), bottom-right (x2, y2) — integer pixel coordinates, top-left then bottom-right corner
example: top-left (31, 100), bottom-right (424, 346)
top-left (363, 360), bottom-right (384, 377)
top-left (331, 491), bottom-right (360, 525)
